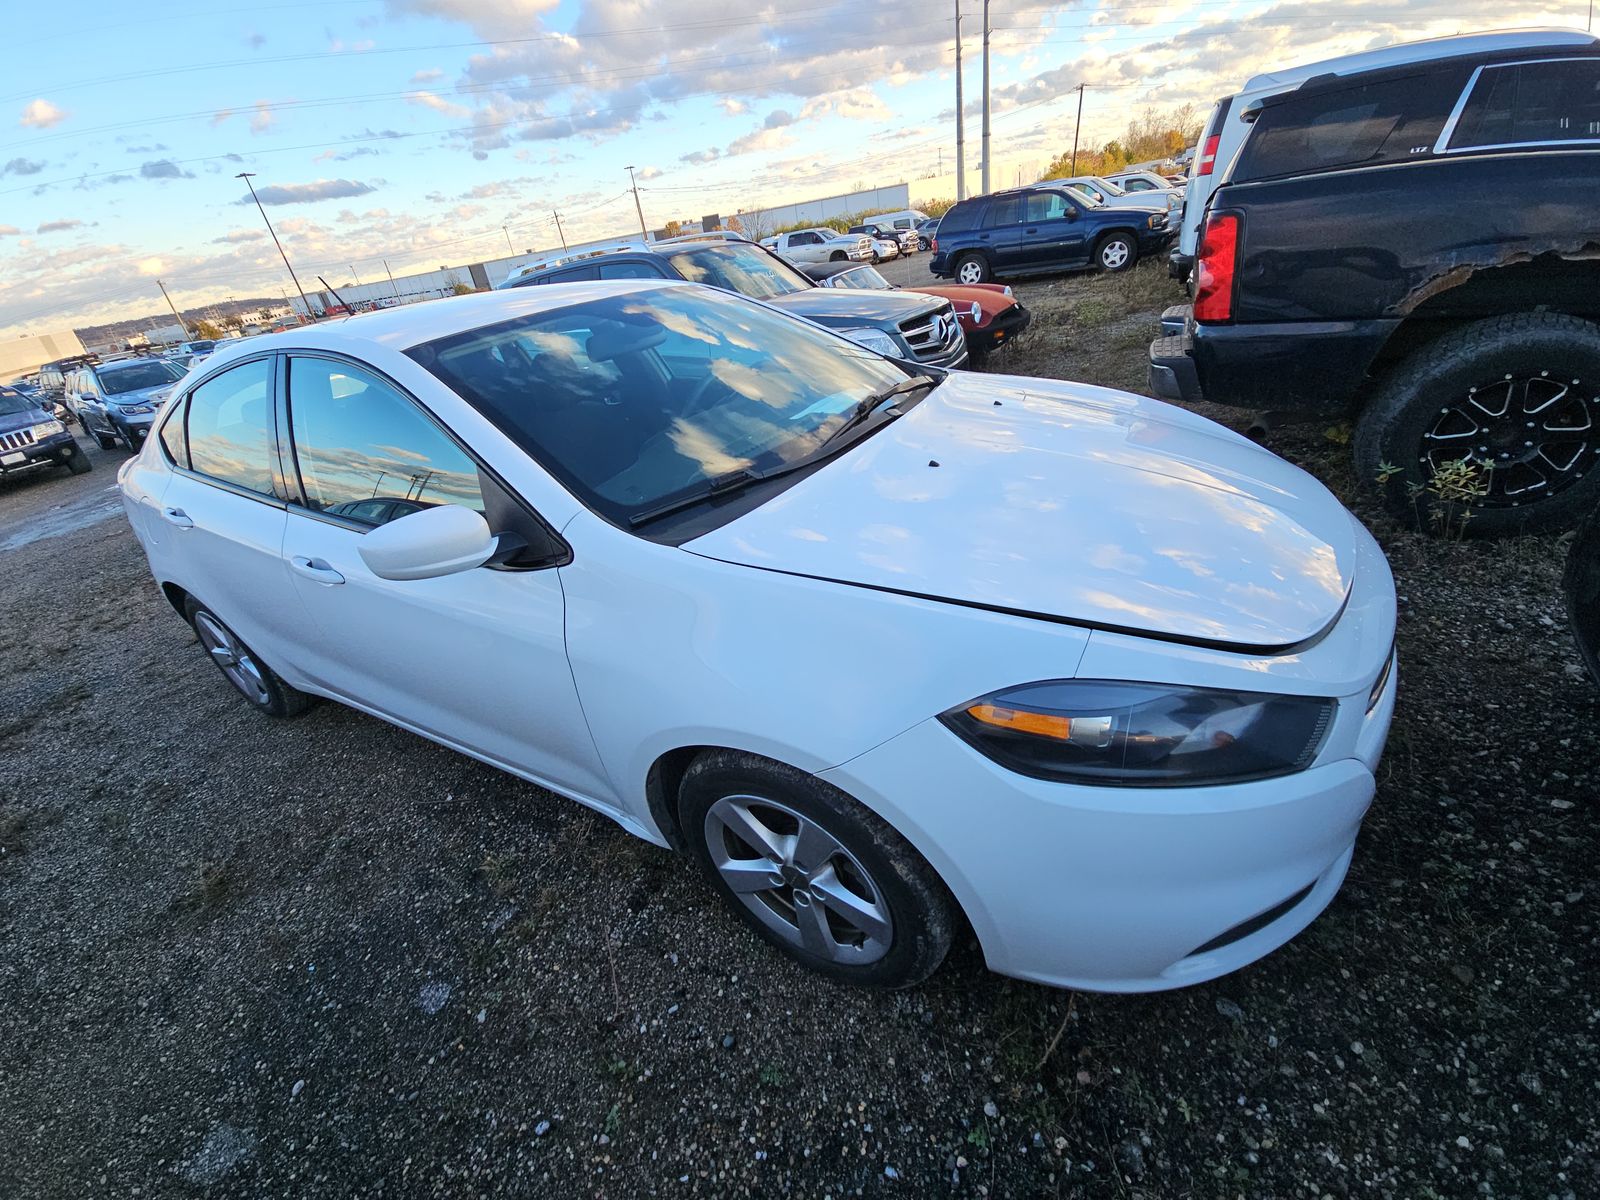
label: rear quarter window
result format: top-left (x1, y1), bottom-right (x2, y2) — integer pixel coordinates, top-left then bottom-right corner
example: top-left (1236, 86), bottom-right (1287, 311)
top-left (1448, 58), bottom-right (1600, 149)
top-left (934, 201), bottom-right (983, 234)
top-left (1233, 65), bottom-right (1472, 182)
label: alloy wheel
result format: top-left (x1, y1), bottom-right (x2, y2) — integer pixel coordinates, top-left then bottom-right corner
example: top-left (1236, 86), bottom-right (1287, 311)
top-left (194, 612), bottom-right (272, 706)
top-left (957, 259), bottom-right (984, 284)
top-left (1421, 373), bottom-right (1597, 507)
top-left (703, 794), bottom-right (894, 965)
top-left (1100, 239), bottom-right (1130, 270)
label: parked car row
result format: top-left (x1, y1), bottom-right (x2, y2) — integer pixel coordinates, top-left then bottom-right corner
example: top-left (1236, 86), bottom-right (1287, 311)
top-left (1148, 27), bottom-right (1600, 535)
top-left (0, 382), bottom-right (92, 478)
top-left (761, 209), bottom-right (936, 266)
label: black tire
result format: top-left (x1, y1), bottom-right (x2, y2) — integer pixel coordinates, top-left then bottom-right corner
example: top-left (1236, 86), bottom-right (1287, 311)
top-left (1564, 506), bottom-right (1600, 689)
top-left (64, 450), bottom-right (92, 475)
top-left (678, 750), bottom-right (954, 989)
top-left (83, 419), bottom-right (115, 450)
top-left (118, 424), bottom-right (142, 454)
top-left (918, 237), bottom-right (931, 251)
top-left (182, 596), bottom-right (313, 718)
top-left (1354, 313), bottom-right (1600, 536)
top-left (1095, 233), bottom-right (1137, 273)
top-left (954, 253), bottom-right (992, 285)
top-left (829, 251), bottom-right (847, 262)
top-left (966, 342), bottom-right (989, 369)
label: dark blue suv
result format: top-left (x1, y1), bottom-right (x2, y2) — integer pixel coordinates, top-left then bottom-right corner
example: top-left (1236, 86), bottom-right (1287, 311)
top-left (930, 186), bottom-right (1172, 284)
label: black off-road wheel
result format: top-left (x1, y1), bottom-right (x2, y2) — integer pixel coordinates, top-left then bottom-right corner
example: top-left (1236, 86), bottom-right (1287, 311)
top-left (1563, 506), bottom-right (1600, 689)
top-left (183, 597), bottom-right (314, 718)
top-left (679, 751), bottom-right (954, 989)
top-left (1355, 313), bottom-right (1600, 536)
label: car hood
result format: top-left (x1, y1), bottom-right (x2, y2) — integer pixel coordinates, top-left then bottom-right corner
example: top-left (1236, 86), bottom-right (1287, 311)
top-left (104, 383), bottom-right (173, 405)
top-left (0, 406), bottom-right (50, 434)
top-left (909, 284), bottom-right (1018, 316)
top-left (683, 372), bottom-right (1358, 650)
top-left (766, 289), bottom-right (942, 328)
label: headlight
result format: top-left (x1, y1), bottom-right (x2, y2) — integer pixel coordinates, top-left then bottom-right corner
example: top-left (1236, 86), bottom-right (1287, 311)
top-left (941, 680), bottom-right (1335, 787)
top-left (838, 327), bottom-right (900, 356)
top-left (30, 419), bottom-right (65, 438)
top-left (116, 403), bottom-right (156, 415)
top-left (1147, 214), bottom-right (1165, 229)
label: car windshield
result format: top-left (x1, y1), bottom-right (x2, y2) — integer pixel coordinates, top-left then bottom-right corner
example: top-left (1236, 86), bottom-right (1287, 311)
top-left (100, 361), bottom-right (183, 394)
top-left (666, 242), bottom-right (812, 300)
top-left (0, 387), bottom-right (36, 416)
top-left (1066, 184), bottom-right (1104, 207)
top-left (409, 284), bottom-right (909, 526)
top-left (831, 266), bottom-right (893, 291)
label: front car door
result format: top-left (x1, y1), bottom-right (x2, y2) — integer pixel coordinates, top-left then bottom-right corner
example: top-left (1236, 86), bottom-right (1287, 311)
top-left (1022, 189), bottom-right (1090, 268)
top-left (275, 352), bottom-right (613, 804)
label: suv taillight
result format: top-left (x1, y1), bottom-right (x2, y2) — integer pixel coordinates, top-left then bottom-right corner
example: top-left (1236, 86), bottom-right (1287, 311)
top-left (931, 236), bottom-right (938, 254)
top-left (1193, 211), bottom-right (1240, 324)
top-left (1197, 132), bottom-right (1221, 177)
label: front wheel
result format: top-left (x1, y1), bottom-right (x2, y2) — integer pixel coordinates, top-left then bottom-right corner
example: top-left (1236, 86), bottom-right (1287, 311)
top-left (955, 254), bottom-right (991, 285)
top-left (1096, 234), bottom-right (1136, 273)
top-left (64, 450), bottom-right (92, 475)
top-left (679, 751), bottom-right (954, 988)
top-left (1355, 312), bottom-right (1600, 536)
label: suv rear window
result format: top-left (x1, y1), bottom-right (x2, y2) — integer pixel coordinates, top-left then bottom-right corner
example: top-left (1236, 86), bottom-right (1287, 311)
top-left (1448, 58), bottom-right (1600, 149)
top-left (1233, 66), bottom-right (1470, 181)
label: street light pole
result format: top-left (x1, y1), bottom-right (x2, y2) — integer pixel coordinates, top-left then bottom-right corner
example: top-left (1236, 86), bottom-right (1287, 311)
top-left (954, 1), bottom-right (966, 201)
top-left (237, 172), bottom-right (313, 323)
top-left (980, 0), bottom-right (991, 195)
top-left (625, 166), bottom-right (649, 238)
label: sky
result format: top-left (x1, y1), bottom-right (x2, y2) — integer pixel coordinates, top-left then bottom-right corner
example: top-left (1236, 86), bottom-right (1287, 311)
top-left (1, 0), bottom-right (1590, 337)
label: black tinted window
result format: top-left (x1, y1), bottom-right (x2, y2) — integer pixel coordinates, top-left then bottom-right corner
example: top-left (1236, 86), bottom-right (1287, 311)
top-left (546, 265), bottom-right (599, 283)
top-left (186, 358), bottom-right (278, 496)
top-left (1235, 67), bottom-right (1470, 181)
top-left (600, 261), bottom-right (665, 280)
top-left (983, 197), bottom-right (1020, 228)
top-left (1451, 58), bottom-right (1600, 148)
top-left (935, 201), bottom-right (982, 233)
top-left (287, 357), bottom-right (485, 526)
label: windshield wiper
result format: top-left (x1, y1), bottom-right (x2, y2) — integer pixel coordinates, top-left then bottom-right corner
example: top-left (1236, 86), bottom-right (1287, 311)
top-left (819, 374), bottom-right (939, 449)
top-left (629, 374), bottom-right (939, 528)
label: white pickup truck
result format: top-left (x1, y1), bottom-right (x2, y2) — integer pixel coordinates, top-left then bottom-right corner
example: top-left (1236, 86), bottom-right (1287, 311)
top-left (761, 228), bottom-right (874, 264)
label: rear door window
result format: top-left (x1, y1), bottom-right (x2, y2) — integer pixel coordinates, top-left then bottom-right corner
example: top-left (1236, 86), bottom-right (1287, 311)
top-left (185, 358), bottom-right (279, 497)
top-left (1234, 66), bottom-right (1471, 181)
top-left (1448, 58), bottom-right (1600, 149)
top-left (599, 261), bottom-right (666, 279)
top-left (983, 197), bottom-right (1020, 228)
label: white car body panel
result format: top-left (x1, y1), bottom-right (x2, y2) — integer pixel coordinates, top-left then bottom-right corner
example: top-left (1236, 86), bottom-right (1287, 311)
top-left (117, 284), bottom-right (1398, 993)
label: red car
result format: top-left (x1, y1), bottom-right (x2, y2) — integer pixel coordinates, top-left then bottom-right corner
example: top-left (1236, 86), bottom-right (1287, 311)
top-left (800, 262), bottom-right (1031, 365)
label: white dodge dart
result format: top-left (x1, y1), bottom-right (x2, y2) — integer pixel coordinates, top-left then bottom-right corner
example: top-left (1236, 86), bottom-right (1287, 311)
top-left (119, 281), bottom-right (1396, 993)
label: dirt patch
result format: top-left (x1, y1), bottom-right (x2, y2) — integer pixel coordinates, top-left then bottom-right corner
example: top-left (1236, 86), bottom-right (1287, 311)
top-left (1, 265), bottom-right (1596, 1198)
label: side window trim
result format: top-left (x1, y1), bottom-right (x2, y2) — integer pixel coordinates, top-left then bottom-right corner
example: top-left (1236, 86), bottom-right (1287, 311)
top-left (1434, 56), bottom-right (1600, 154)
top-left (163, 352), bottom-right (288, 509)
top-left (279, 350), bottom-right (572, 567)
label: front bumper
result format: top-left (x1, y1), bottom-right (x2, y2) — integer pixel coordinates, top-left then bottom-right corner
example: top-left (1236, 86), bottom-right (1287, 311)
top-left (0, 429), bottom-right (80, 473)
top-left (110, 411), bottom-right (159, 440)
top-left (970, 304), bottom-right (1032, 354)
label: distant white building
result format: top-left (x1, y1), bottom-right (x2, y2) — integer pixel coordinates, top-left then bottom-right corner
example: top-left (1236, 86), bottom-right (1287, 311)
top-left (1, 328), bottom-right (86, 379)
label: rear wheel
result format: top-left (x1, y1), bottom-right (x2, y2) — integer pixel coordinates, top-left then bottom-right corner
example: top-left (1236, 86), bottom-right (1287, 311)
top-left (955, 253), bottom-right (991, 285)
top-left (679, 751), bottom-right (953, 988)
top-left (1564, 507), bottom-right (1600, 688)
top-left (1096, 233), bottom-right (1136, 272)
top-left (184, 597), bottom-right (313, 718)
top-left (830, 251), bottom-right (848, 262)
top-left (1355, 313), bottom-right (1600, 536)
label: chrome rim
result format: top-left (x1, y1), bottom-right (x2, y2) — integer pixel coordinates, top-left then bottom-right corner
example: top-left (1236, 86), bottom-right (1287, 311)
top-left (194, 612), bottom-right (271, 706)
top-left (957, 260), bottom-right (984, 284)
top-left (1421, 373), bottom-right (1597, 507)
top-left (704, 795), bottom-right (893, 966)
top-left (1101, 240), bottom-right (1130, 269)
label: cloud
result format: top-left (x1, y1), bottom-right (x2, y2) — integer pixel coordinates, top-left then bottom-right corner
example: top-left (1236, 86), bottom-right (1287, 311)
top-left (2, 157), bottom-right (45, 177)
top-left (387, 0), bottom-right (559, 38)
top-left (718, 98), bottom-right (748, 117)
top-left (36, 219), bottom-right (83, 234)
top-left (140, 159), bottom-right (193, 180)
top-left (250, 101), bottom-right (276, 134)
top-left (762, 110), bottom-right (794, 130)
top-left (680, 147), bottom-right (721, 165)
top-left (246, 31), bottom-right (266, 48)
top-left (0, 225), bottom-right (20, 237)
top-left (312, 145), bottom-right (382, 163)
top-left (411, 67), bottom-right (444, 83)
top-left (238, 178), bottom-right (378, 205)
top-left (408, 90), bottom-right (472, 119)
top-left (727, 125), bottom-right (797, 157)
top-left (634, 166), bottom-right (662, 181)
top-left (211, 229), bottom-right (266, 244)
top-left (19, 99), bottom-right (67, 129)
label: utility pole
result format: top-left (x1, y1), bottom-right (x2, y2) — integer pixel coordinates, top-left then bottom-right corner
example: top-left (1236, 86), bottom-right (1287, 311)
top-left (350, 264), bottom-right (362, 289)
top-left (980, 0), bottom-right (991, 195)
top-left (625, 166), bottom-right (648, 238)
top-left (1070, 83), bottom-right (1086, 176)
top-left (383, 259), bottom-right (400, 299)
top-left (954, 1), bottom-right (966, 200)
top-left (503, 225), bottom-right (514, 255)
top-left (155, 279), bottom-right (191, 339)
top-left (237, 172), bottom-right (312, 323)
top-left (553, 210), bottom-right (568, 250)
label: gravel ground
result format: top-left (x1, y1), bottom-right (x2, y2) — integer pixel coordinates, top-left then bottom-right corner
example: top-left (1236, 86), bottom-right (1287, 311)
top-left (3, 263), bottom-right (1598, 1198)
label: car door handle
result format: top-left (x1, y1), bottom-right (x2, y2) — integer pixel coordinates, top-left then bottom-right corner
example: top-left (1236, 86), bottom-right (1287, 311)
top-left (1024, 227), bottom-right (1039, 234)
top-left (290, 556), bottom-right (345, 586)
top-left (161, 507), bottom-right (194, 529)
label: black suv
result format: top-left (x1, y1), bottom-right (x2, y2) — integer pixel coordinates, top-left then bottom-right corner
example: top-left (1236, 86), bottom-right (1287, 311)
top-left (0, 383), bottom-right (92, 478)
top-left (498, 238), bottom-right (968, 368)
top-left (1150, 33), bottom-right (1600, 534)
top-left (929, 186), bottom-right (1172, 283)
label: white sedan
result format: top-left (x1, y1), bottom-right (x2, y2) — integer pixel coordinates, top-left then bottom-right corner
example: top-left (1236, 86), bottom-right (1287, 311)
top-left (118, 281), bottom-right (1396, 993)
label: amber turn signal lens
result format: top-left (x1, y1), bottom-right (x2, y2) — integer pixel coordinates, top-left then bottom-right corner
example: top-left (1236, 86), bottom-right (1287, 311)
top-left (966, 703), bottom-right (1073, 740)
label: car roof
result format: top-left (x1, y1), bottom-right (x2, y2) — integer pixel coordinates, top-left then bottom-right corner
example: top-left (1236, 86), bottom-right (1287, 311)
top-left (1240, 28), bottom-right (1597, 95)
top-left (219, 279), bottom-right (683, 355)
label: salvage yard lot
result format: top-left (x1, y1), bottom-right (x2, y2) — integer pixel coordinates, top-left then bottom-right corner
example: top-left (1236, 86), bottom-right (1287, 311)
top-left (3, 261), bottom-right (1598, 1198)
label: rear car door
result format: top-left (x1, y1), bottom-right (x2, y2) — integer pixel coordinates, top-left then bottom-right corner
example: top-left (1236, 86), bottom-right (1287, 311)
top-left (154, 355), bottom-right (304, 670)
top-left (1021, 189), bottom-right (1088, 268)
top-left (276, 353), bottom-right (613, 803)
top-left (979, 195), bottom-right (1024, 271)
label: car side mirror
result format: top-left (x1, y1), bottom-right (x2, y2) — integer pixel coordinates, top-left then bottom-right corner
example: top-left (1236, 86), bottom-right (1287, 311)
top-left (358, 504), bottom-right (496, 581)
